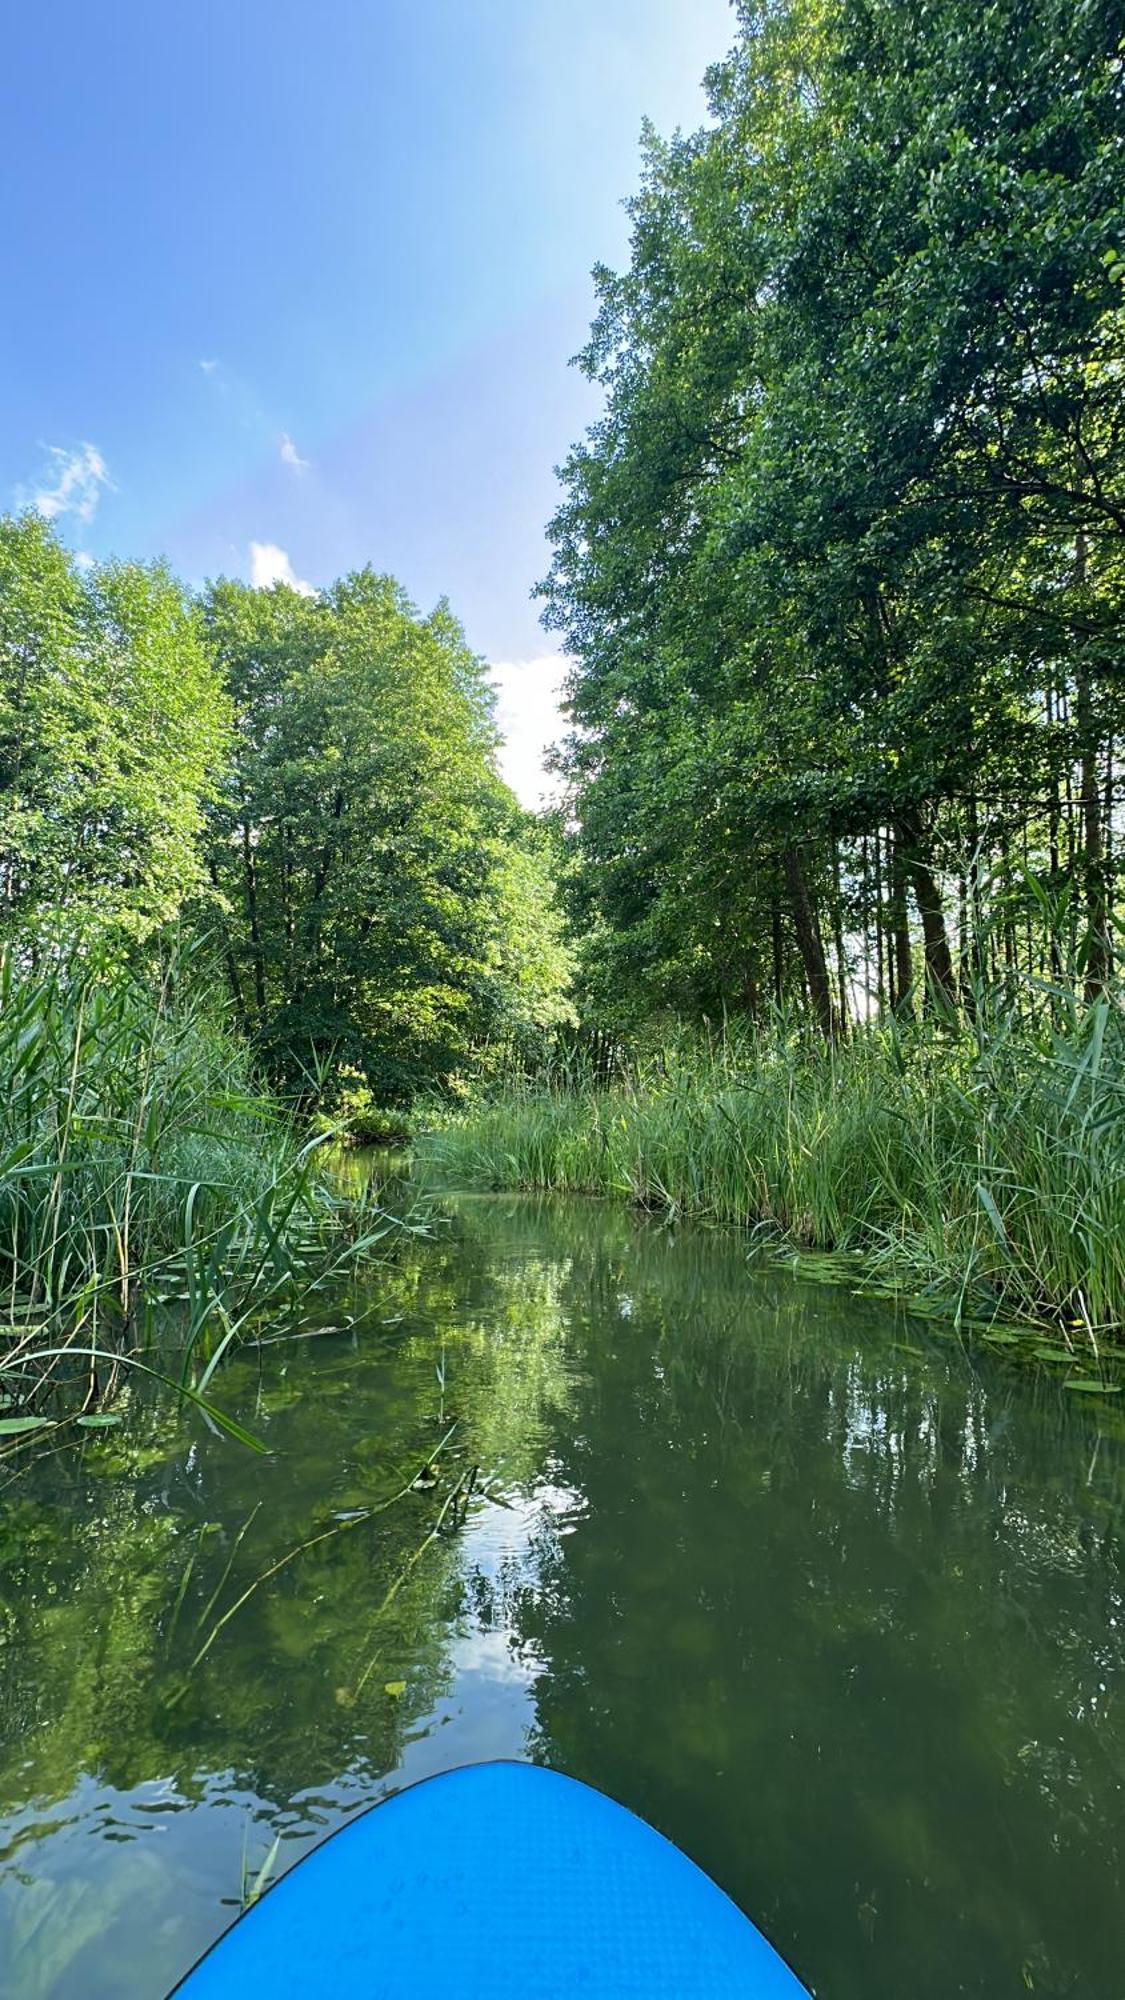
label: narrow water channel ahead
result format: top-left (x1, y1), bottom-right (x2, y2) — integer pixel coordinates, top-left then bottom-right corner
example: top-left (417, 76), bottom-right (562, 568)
top-left (0, 1193), bottom-right (1121, 1998)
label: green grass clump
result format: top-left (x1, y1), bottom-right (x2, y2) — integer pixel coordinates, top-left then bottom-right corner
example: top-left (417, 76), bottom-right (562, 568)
top-left (418, 995), bottom-right (1125, 1347)
top-left (0, 947), bottom-right (405, 1449)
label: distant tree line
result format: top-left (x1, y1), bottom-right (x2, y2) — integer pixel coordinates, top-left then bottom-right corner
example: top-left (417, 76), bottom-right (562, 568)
top-left (0, 513), bottom-right (572, 1099)
top-left (542, 0), bottom-right (1125, 1033)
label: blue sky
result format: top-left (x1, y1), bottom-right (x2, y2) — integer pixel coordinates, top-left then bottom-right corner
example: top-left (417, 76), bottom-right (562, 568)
top-left (2, 0), bottom-right (733, 800)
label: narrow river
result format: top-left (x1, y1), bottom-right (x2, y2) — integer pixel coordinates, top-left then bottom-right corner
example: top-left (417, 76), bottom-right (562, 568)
top-left (0, 1193), bottom-right (1121, 1997)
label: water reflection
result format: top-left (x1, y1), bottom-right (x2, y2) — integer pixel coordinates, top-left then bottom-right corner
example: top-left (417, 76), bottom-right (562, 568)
top-left (0, 1195), bottom-right (1121, 1997)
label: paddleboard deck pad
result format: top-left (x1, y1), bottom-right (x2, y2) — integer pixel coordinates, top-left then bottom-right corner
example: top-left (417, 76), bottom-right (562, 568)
top-left (172, 1760), bottom-right (809, 1996)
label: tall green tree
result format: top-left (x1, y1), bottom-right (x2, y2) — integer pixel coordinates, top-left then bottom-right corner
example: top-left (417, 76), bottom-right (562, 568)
top-left (202, 571), bottom-right (572, 1097)
top-left (0, 514), bottom-right (230, 951)
top-left (542, 0), bottom-right (1125, 1031)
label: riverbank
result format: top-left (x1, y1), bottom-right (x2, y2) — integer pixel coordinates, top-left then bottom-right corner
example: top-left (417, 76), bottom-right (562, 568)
top-left (418, 1005), bottom-right (1125, 1365)
top-left (0, 953), bottom-right (403, 1452)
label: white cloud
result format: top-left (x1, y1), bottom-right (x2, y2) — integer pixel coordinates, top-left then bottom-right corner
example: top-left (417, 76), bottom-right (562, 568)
top-left (249, 541), bottom-right (315, 596)
top-left (73, 550), bottom-right (95, 573)
top-left (199, 357), bottom-right (220, 375)
top-left (279, 431), bottom-right (309, 471)
top-left (20, 442), bottom-right (112, 525)
top-left (489, 655), bottom-right (570, 810)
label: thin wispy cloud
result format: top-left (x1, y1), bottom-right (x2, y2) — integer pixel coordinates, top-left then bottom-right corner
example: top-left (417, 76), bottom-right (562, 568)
top-left (249, 541), bottom-right (315, 597)
top-left (199, 357), bottom-right (220, 375)
top-left (16, 442), bottom-right (113, 525)
top-left (279, 432), bottom-right (309, 471)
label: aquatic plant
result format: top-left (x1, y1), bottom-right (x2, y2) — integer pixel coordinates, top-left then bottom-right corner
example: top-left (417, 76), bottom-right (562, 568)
top-left (418, 988), bottom-right (1125, 1350)
top-left (0, 945), bottom-right (409, 1452)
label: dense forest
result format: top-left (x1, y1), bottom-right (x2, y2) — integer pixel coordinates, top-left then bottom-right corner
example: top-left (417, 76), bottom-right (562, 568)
top-left (541, 0), bottom-right (1124, 1035)
top-left (0, 518), bottom-right (572, 1435)
top-left (0, 514), bottom-right (572, 1096)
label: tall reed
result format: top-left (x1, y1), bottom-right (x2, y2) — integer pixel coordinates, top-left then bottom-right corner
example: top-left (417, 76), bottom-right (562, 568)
top-left (0, 946), bottom-right (405, 1447)
top-left (419, 989), bottom-right (1125, 1346)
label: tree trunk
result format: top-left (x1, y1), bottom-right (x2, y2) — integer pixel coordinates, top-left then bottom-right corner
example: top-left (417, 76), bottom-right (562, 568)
top-left (208, 856), bottom-right (249, 1029)
top-left (889, 826), bottom-right (913, 1016)
top-left (897, 808), bottom-right (956, 1014)
top-left (783, 844), bottom-right (835, 1038)
top-left (241, 820), bottom-right (267, 1020)
top-left (1073, 487), bottom-right (1109, 998)
top-left (964, 793), bottom-right (985, 1015)
top-left (831, 838), bottom-right (850, 1033)
top-left (770, 892), bottom-right (784, 1006)
top-left (283, 821), bottom-right (295, 977)
top-left (1077, 670), bottom-right (1108, 999)
top-left (874, 826), bottom-right (886, 1012)
top-left (1047, 696), bottom-right (1063, 983)
top-left (1096, 740), bottom-right (1104, 940)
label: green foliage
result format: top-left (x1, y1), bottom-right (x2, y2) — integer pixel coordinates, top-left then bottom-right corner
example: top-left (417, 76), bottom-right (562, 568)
top-left (0, 946), bottom-right (409, 1446)
top-left (201, 572), bottom-right (573, 1099)
top-left (419, 987), bottom-right (1125, 1345)
top-left (0, 514), bottom-right (231, 952)
top-left (313, 1064), bottom-right (412, 1147)
top-left (542, 0), bottom-right (1125, 1032)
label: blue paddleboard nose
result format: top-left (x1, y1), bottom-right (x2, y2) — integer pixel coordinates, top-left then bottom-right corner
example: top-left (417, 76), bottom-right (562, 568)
top-left (172, 1760), bottom-right (811, 1997)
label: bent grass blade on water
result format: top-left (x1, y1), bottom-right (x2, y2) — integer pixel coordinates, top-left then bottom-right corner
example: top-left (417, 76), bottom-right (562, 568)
top-left (343, 1462), bottom-right (479, 1707)
top-left (0, 1347), bottom-right (269, 1458)
top-left (171, 1421), bottom-right (464, 1697)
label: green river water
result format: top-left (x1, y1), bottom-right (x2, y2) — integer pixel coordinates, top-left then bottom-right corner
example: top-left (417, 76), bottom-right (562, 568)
top-left (0, 1191), bottom-right (1121, 1997)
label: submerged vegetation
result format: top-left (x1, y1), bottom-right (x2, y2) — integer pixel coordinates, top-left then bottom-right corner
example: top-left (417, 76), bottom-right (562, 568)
top-left (2, 1196), bottom-right (1121, 1996)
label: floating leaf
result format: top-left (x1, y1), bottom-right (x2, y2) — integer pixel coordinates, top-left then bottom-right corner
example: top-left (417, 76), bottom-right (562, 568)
top-left (1062, 1378), bottom-right (1120, 1395)
top-left (383, 1680), bottom-right (407, 1699)
top-left (0, 1415), bottom-right (49, 1436)
top-left (76, 1413), bottom-right (122, 1428)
